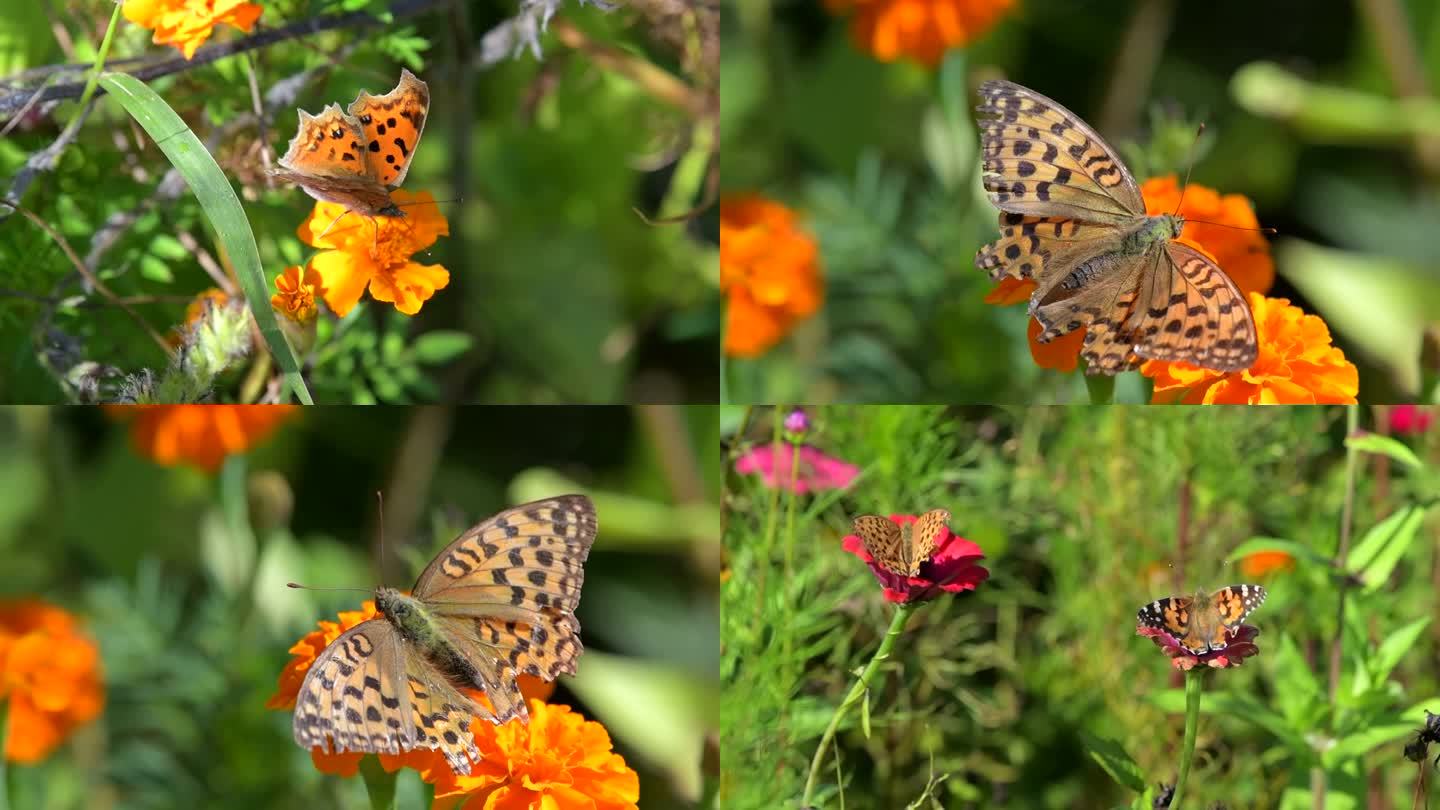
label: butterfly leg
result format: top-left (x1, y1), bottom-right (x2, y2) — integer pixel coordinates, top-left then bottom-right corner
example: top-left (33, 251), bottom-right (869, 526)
top-left (316, 209), bottom-right (353, 242)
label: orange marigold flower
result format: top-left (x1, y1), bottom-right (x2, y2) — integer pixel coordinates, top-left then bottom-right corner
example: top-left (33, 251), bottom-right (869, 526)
top-left (428, 699), bottom-right (640, 810)
top-left (123, 0), bottom-right (263, 60)
top-left (269, 600), bottom-right (556, 778)
top-left (1240, 550), bottom-right (1295, 578)
top-left (720, 194), bottom-right (823, 358)
top-left (106, 404), bottom-right (297, 472)
top-left (169, 287), bottom-right (230, 347)
top-left (1141, 175), bottom-right (1273, 296)
top-left (0, 599), bottom-right (104, 763)
top-left (299, 190), bottom-right (450, 317)
top-left (271, 264), bottom-right (326, 324)
top-left (983, 179), bottom-right (1273, 374)
top-left (823, 0), bottom-right (1014, 67)
top-left (1143, 293), bottom-right (1359, 404)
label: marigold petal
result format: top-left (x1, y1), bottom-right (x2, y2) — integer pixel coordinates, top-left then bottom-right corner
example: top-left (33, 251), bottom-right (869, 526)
top-left (310, 249), bottom-right (374, 318)
top-left (368, 260), bottom-right (450, 316)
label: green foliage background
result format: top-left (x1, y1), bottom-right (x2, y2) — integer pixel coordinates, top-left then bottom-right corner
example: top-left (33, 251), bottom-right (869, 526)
top-left (0, 404), bottom-right (719, 808)
top-left (0, 0), bottom-right (717, 404)
top-left (722, 0), bottom-right (1440, 403)
top-left (721, 404), bottom-right (1440, 808)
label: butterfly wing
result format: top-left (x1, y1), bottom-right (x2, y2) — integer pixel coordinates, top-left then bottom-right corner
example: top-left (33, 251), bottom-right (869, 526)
top-left (348, 68), bottom-right (429, 188)
top-left (292, 618), bottom-right (484, 774)
top-left (852, 515), bottom-right (905, 575)
top-left (411, 495), bottom-right (598, 724)
top-left (1211, 584), bottom-right (1266, 628)
top-left (1128, 242), bottom-right (1258, 372)
top-left (976, 80), bottom-right (1144, 225)
top-left (908, 509), bottom-right (951, 573)
top-left (1136, 595), bottom-right (1194, 641)
top-left (977, 213), bottom-right (1125, 284)
top-left (276, 104), bottom-right (377, 182)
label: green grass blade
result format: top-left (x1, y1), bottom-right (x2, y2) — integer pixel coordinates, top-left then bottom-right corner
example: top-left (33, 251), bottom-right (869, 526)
top-left (95, 72), bottom-right (314, 404)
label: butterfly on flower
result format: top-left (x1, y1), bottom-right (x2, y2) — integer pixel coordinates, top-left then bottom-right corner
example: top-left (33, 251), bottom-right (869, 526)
top-left (1136, 584), bottom-right (1266, 655)
top-left (974, 80), bottom-right (1258, 375)
top-left (851, 509), bottom-right (951, 577)
top-left (291, 495), bottom-right (596, 776)
top-left (271, 69), bottom-right (430, 219)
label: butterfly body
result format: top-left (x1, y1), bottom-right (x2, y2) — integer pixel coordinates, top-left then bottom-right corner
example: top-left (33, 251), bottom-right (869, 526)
top-left (292, 495), bottom-right (596, 776)
top-left (975, 80), bottom-right (1258, 375)
top-left (272, 69), bottom-right (429, 219)
top-left (1137, 584), bottom-right (1266, 655)
top-left (851, 509), bottom-right (951, 577)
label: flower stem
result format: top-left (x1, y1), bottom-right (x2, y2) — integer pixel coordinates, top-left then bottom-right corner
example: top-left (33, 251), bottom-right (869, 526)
top-left (358, 755), bottom-right (397, 810)
top-left (800, 602), bottom-right (917, 807)
top-left (1082, 365), bottom-right (1115, 403)
top-left (76, 1), bottom-right (123, 117)
top-left (1168, 668), bottom-right (1205, 809)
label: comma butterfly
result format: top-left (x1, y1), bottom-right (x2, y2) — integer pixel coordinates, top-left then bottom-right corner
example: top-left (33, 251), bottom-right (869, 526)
top-left (1136, 584), bottom-right (1266, 655)
top-left (271, 69), bottom-right (429, 219)
top-left (974, 80), bottom-right (1258, 375)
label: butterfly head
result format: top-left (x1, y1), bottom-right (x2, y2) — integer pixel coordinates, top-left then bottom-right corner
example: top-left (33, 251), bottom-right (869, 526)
top-left (376, 586), bottom-right (432, 640)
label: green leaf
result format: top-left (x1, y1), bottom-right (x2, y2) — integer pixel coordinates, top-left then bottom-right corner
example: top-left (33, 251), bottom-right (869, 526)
top-left (1322, 723), bottom-right (1417, 768)
top-left (1346, 504), bottom-right (1426, 591)
top-left (1345, 433), bottom-right (1424, 470)
top-left (96, 72), bottom-right (312, 404)
top-left (1371, 617), bottom-right (1431, 684)
top-left (860, 687), bottom-right (872, 739)
top-left (410, 331), bottom-right (474, 364)
top-left (1079, 732), bottom-right (1147, 793)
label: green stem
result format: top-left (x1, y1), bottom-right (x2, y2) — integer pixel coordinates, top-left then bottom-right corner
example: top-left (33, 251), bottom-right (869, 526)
top-left (1082, 366), bottom-right (1116, 404)
top-left (800, 602), bottom-right (918, 808)
top-left (783, 427), bottom-right (802, 581)
top-left (358, 755), bottom-right (397, 810)
top-left (1169, 668), bottom-right (1205, 809)
top-left (76, 2), bottom-right (124, 118)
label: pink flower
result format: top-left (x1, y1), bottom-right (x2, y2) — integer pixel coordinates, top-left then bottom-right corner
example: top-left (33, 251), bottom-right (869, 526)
top-left (784, 409), bottom-right (809, 435)
top-left (1388, 405), bottom-right (1435, 436)
top-left (841, 514), bottom-right (990, 603)
top-left (734, 444), bottom-right (859, 494)
top-left (1137, 624), bottom-right (1261, 671)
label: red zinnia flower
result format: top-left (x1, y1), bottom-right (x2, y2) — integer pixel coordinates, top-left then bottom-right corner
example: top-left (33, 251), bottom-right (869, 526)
top-left (841, 513), bottom-right (989, 603)
top-left (1388, 405), bottom-right (1435, 435)
top-left (1138, 624), bottom-right (1261, 671)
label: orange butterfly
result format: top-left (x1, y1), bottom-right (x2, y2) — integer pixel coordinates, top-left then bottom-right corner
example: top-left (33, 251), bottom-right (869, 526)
top-left (271, 69), bottom-right (429, 220)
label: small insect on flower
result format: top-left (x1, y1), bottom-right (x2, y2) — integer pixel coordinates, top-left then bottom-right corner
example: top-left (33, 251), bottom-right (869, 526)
top-left (1408, 710), bottom-right (1440, 810)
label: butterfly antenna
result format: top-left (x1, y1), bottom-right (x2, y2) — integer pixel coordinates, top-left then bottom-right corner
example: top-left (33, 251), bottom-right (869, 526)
top-left (286, 583), bottom-right (371, 592)
top-left (1173, 123), bottom-right (1204, 217)
top-left (376, 489), bottom-right (387, 586)
top-left (1182, 219), bottom-right (1277, 234)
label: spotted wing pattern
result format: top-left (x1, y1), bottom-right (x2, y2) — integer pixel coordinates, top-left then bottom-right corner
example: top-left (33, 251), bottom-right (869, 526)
top-left (1137, 584), bottom-right (1266, 655)
top-left (1129, 242), bottom-right (1258, 371)
top-left (348, 68), bottom-right (429, 188)
top-left (412, 495), bottom-right (597, 725)
top-left (852, 515), bottom-right (905, 575)
top-left (976, 80), bottom-right (1144, 224)
top-left (292, 619), bottom-right (483, 774)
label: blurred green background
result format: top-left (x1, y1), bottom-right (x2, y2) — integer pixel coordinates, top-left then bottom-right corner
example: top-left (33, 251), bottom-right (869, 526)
top-left (722, 404), bottom-right (1440, 808)
top-left (0, 404), bottom-right (719, 808)
top-left (0, 0), bottom-right (718, 404)
top-left (721, 0), bottom-right (1440, 403)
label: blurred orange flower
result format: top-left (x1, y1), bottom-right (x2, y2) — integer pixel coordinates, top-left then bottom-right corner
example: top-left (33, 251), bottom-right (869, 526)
top-left (107, 404), bottom-right (297, 472)
top-left (0, 600), bottom-right (104, 763)
top-left (1141, 175), bottom-right (1273, 297)
top-left (720, 194), bottom-right (823, 358)
top-left (269, 600), bottom-right (555, 777)
top-left (429, 699), bottom-right (640, 810)
top-left (823, 0), bottom-right (1014, 67)
top-left (123, 0), bottom-right (263, 60)
top-left (298, 190), bottom-right (449, 317)
top-left (168, 287), bottom-right (231, 347)
top-left (1240, 551), bottom-right (1295, 578)
top-left (271, 265), bottom-right (326, 324)
top-left (1143, 293), bottom-right (1359, 404)
top-left (982, 179), bottom-right (1272, 374)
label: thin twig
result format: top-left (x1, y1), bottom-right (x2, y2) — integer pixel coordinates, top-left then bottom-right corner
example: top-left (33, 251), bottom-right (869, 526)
top-left (0, 0), bottom-right (445, 117)
top-left (0, 200), bottom-right (171, 355)
top-left (549, 17), bottom-right (701, 115)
